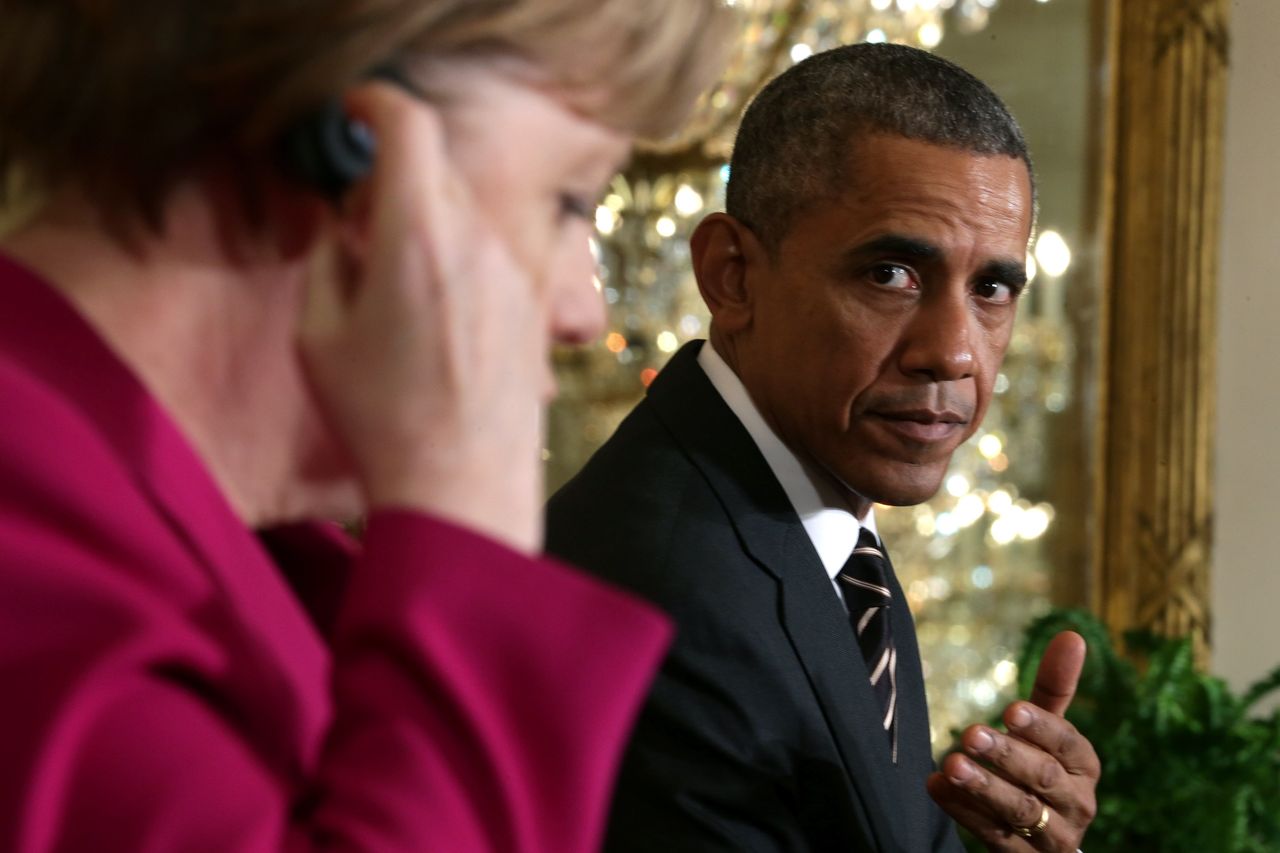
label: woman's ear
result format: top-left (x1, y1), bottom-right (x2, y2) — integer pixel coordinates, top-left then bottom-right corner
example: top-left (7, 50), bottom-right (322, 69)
top-left (690, 212), bottom-right (765, 334)
top-left (200, 163), bottom-right (331, 266)
top-left (267, 180), bottom-right (331, 262)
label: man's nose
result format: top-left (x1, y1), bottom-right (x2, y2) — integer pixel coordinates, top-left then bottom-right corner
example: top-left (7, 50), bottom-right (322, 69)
top-left (897, 289), bottom-right (976, 382)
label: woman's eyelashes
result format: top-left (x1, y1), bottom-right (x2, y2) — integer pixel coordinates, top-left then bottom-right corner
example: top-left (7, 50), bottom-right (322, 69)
top-left (558, 192), bottom-right (596, 223)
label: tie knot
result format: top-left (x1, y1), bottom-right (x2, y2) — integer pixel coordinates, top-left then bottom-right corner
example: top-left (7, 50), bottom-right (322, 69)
top-left (838, 529), bottom-right (890, 599)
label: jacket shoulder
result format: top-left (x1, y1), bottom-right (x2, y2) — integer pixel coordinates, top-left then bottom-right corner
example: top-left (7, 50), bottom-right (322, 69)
top-left (548, 398), bottom-right (718, 595)
top-left (0, 355), bottom-right (204, 602)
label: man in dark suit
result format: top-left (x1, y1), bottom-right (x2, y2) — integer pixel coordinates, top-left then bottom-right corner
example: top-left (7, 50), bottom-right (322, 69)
top-left (547, 44), bottom-right (1100, 852)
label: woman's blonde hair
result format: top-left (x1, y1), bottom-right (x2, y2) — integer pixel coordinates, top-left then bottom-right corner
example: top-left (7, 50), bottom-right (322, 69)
top-left (0, 0), bottom-right (733, 228)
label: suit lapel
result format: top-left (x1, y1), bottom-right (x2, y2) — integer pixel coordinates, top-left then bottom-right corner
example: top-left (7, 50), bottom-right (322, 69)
top-left (883, 549), bottom-right (932, 773)
top-left (881, 547), bottom-right (947, 850)
top-left (646, 343), bottom-right (913, 852)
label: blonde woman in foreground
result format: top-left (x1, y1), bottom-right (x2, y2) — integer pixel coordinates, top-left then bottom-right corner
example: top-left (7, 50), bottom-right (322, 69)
top-left (0, 1), bottom-right (730, 849)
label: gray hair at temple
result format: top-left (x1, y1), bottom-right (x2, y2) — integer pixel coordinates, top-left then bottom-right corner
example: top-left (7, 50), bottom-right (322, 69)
top-left (725, 42), bottom-right (1036, 252)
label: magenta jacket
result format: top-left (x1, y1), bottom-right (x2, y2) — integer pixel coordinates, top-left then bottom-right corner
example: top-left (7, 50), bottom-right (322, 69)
top-left (0, 253), bottom-right (671, 851)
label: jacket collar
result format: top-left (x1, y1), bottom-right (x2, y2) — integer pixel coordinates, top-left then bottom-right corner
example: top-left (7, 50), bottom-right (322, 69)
top-left (0, 253), bottom-right (331, 770)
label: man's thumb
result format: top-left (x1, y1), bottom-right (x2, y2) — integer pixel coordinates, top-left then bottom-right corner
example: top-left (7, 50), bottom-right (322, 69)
top-left (1028, 630), bottom-right (1086, 716)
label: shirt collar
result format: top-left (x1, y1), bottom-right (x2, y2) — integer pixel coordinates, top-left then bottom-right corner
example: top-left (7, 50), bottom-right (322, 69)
top-left (696, 340), bottom-right (877, 583)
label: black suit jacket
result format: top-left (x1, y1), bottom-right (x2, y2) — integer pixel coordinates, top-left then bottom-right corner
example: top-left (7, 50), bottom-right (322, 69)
top-left (546, 342), bottom-right (962, 853)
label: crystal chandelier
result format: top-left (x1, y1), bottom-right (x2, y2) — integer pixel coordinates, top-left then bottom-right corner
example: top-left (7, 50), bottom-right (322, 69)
top-left (638, 0), bottom-right (1003, 169)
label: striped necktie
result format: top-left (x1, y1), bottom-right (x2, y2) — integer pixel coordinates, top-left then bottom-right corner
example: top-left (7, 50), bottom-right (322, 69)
top-left (837, 528), bottom-right (898, 761)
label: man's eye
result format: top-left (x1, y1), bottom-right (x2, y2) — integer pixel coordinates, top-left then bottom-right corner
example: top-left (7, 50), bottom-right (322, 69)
top-left (975, 279), bottom-right (1017, 304)
top-left (558, 193), bottom-right (594, 222)
top-left (867, 264), bottom-right (914, 289)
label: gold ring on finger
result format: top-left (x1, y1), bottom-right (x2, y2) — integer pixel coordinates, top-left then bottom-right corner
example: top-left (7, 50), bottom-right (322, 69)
top-left (1012, 803), bottom-right (1050, 839)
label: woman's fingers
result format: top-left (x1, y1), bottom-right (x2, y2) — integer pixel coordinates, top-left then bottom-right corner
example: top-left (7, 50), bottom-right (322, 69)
top-left (297, 79), bottom-right (547, 553)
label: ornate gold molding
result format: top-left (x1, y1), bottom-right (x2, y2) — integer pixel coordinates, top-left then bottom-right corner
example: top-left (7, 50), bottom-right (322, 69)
top-left (1094, 0), bottom-right (1230, 659)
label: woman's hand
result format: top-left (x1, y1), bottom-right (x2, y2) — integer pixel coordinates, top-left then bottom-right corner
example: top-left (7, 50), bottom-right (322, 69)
top-left (298, 81), bottom-right (549, 554)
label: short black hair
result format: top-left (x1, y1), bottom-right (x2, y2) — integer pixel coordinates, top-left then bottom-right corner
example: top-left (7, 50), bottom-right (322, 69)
top-left (726, 43), bottom-right (1034, 250)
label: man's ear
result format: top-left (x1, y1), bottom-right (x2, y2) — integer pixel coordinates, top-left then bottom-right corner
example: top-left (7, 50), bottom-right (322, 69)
top-left (690, 212), bottom-right (766, 334)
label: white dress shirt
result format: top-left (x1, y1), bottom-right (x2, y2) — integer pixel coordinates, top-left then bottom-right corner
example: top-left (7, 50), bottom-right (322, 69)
top-left (697, 341), bottom-right (878, 603)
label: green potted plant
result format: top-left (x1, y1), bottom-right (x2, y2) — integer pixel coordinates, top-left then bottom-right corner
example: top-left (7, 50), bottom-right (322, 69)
top-left (959, 609), bottom-right (1280, 852)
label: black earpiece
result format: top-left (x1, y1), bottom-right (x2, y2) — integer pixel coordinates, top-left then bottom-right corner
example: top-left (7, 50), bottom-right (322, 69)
top-left (278, 64), bottom-right (419, 201)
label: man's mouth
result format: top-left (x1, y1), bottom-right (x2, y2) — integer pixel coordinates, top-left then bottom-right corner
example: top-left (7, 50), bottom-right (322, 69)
top-left (867, 409), bottom-right (969, 444)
